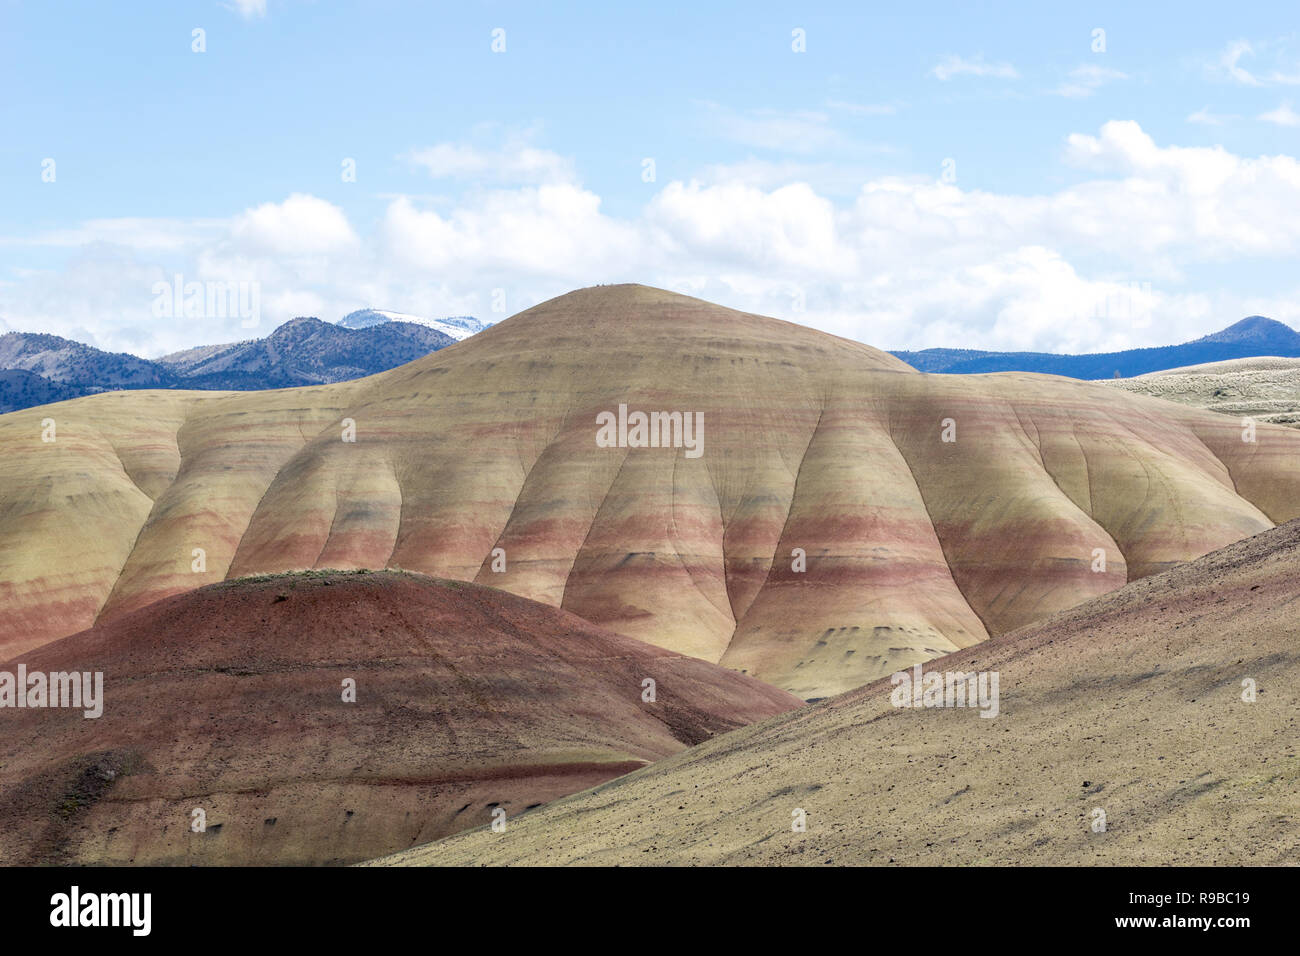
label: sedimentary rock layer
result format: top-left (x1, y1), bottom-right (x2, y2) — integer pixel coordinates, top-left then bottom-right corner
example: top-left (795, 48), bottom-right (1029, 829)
top-left (0, 571), bottom-right (799, 865)
top-left (2, 285), bottom-right (1298, 697)
top-left (376, 519), bottom-right (1300, 867)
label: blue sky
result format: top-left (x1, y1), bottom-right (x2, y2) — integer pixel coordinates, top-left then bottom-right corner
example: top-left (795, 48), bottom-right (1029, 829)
top-left (2, 0), bottom-right (1299, 356)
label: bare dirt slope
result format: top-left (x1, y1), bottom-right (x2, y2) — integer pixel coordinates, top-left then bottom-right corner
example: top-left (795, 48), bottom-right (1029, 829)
top-left (0, 570), bottom-right (799, 865)
top-left (4, 285), bottom-right (1300, 698)
top-left (377, 520), bottom-right (1300, 866)
top-left (1107, 356), bottom-right (1300, 428)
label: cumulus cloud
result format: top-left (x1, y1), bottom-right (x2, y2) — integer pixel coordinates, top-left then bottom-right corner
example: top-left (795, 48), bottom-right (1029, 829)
top-left (381, 185), bottom-right (638, 279)
top-left (3, 122), bottom-right (1299, 357)
top-left (647, 180), bottom-right (852, 274)
top-left (692, 158), bottom-right (885, 196)
top-left (930, 54), bottom-right (1019, 81)
top-left (1059, 121), bottom-right (1300, 257)
top-left (230, 194), bottom-right (358, 256)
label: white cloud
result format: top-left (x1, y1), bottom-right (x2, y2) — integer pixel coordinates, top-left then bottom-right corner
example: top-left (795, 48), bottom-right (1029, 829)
top-left (847, 246), bottom-right (1197, 353)
top-left (1211, 38), bottom-right (1300, 86)
top-left (693, 158), bottom-right (884, 196)
top-left (930, 54), bottom-right (1019, 81)
top-left (1187, 106), bottom-right (1235, 126)
top-left (0, 218), bottom-right (226, 251)
top-left (4, 123), bottom-right (1300, 357)
top-left (1238, 288), bottom-right (1300, 325)
top-left (1216, 40), bottom-right (1263, 86)
top-left (646, 180), bottom-right (852, 274)
top-left (1260, 102), bottom-right (1300, 126)
top-left (226, 0), bottom-right (267, 18)
top-left (1060, 121), bottom-right (1300, 257)
top-left (381, 186), bottom-right (638, 279)
top-left (1054, 64), bottom-right (1128, 98)
top-left (404, 143), bottom-right (576, 185)
top-left (230, 194), bottom-right (358, 256)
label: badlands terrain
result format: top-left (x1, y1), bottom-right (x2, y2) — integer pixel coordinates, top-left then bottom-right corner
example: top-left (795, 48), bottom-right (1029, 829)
top-left (379, 518), bottom-right (1300, 866)
top-left (2, 284), bottom-right (1297, 869)
top-left (0, 570), bottom-right (796, 865)
top-left (3, 285), bottom-right (1300, 701)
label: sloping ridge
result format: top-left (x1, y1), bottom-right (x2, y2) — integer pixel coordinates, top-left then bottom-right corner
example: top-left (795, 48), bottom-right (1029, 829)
top-left (0, 570), bottom-right (800, 866)
top-left (1107, 355), bottom-right (1300, 429)
top-left (2, 284), bottom-right (1300, 699)
top-left (376, 518), bottom-right (1300, 867)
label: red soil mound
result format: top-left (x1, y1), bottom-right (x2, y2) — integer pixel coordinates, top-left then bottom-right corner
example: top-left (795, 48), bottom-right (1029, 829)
top-left (0, 570), bottom-right (799, 865)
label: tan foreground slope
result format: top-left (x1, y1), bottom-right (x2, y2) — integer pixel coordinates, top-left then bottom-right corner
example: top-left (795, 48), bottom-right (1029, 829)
top-left (377, 520), bottom-right (1300, 867)
top-left (0, 571), bottom-right (799, 865)
top-left (3, 285), bottom-right (1300, 698)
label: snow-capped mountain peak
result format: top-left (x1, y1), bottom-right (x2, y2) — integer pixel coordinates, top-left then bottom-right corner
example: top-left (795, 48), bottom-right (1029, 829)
top-left (337, 309), bottom-right (490, 341)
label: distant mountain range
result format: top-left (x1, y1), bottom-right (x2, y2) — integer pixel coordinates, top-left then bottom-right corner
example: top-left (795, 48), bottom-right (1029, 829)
top-left (891, 316), bottom-right (1300, 378)
top-left (0, 313), bottom-right (479, 413)
top-left (155, 316), bottom-right (457, 390)
top-left (4, 311), bottom-right (1297, 415)
top-left (6, 284), bottom-right (1300, 701)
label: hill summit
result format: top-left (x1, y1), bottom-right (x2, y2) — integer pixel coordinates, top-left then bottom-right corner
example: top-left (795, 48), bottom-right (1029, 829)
top-left (1196, 315), bottom-right (1300, 348)
top-left (3, 284), bottom-right (1299, 700)
top-left (0, 569), bottom-right (797, 865)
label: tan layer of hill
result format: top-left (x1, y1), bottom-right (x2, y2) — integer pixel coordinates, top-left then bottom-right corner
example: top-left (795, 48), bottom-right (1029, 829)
top-left (0, 571), bottom-right (799, 865)
top-left (1107, 356), bottom-right (1300, 428)
top-left (377, 520), bottom-right (1300, 867)
top-left (3, 285), bottom-right (1300, 699)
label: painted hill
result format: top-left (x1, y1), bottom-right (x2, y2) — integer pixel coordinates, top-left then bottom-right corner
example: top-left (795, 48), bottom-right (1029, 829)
top-left (376, 519), bottom-right (1300, 867)
top-left (0, 570), bottom-right (799, 865)
top-left (2, 284), bottom-right (1300, 700)
top-left (891, 316), bottom-right (1300, 379)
